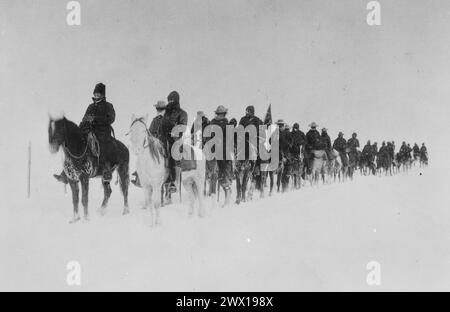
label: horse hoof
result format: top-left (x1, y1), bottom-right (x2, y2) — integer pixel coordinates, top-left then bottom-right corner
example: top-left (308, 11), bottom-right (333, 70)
top-left (69, 216), bottom-right (80, 224)
top-left (83, 215), bottom-right (90, 221)
top-left (122, 208), bottom-right (130, 215)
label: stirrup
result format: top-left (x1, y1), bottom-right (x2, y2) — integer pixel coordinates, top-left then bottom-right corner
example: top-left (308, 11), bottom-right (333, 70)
top-left (169, 183), bottom-right (177, 193)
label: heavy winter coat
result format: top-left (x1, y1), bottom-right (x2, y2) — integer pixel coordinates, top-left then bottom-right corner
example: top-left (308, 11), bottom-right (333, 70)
top-left (149, 114), bottom-right (164, 141)
top-left (333, 137), bottom-right (347, 153)
top-left (320, 133), bottom-right (331, 150)
top-left (347, 138), bottom-right (360, 151)
top-left (80, 99), bottom-right (115, 137)
top-left (208, 116), bottom-right (230, 160)
top-left (161, 101), bottom-right (188, 144)
top-left (290, 129), bottom-right (306, 155)
top-left (305, 129), bottom-right (321, 151)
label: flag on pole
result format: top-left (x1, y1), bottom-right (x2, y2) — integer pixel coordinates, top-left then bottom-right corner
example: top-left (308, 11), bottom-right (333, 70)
top-left (263, 104), bottom-right (272, 125)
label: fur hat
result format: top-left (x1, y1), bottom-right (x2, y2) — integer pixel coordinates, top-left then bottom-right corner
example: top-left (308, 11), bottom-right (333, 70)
top-left (167, 91), bottom-right (180, 103)
top-left (309, 122), bottom-right (318, 128)
top-left (93, 83), bottom-right (105, 96)
top-left (293, 123), bottom-right (299, 129)
top-left (245, 105), bottom-right (255, 115)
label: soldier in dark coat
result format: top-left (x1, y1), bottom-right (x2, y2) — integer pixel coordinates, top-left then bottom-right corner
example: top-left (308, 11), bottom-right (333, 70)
top-left (413, 143), bottom-right (420, 159)
top-left (161, 91), bottom-right (188, 192)
top-left (372, 142), bottom-right (378, 155)
top-left (378, 141), bottom-right (390, 169)
top-left (320, 128), bottom-right (332, 159)
top-left (399, 142), bottom-right (408, 162)
top-left (238, 106), bottom-right (263, 159)
top-left (347, 132), bottom-right (360, 152)
top-left (290, 123), bottom-right (306, 156)
top-left (54, 83), bottom-right (117, 184)
top-left (305, 122), bottom-right (321, 151)
top-left (149, 101), bottom-right (166, 141)
top-left (305, 122), bottom-right (321, 174)
top-left (333, 132), bottom-right (348, 167)
top-left (420, 143), bottom-right (428, 162)
top-left (362, 140), bottom-right (373, 167)
top-left (190, 111), bottom-right (210, 148)
top-left (277, 120), bottom-right (292, 159)
top-left (208, 105), bottom-right (233, 205)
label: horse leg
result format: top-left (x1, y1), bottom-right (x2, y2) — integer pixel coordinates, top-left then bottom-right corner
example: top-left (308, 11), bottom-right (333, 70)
top-left (182, 179), bottom-right (195, 217)
top-left (100, 180), bottom-right (112, 215)
top-left (195, 179), bottom-right (206, 216)
top-left (80, 176), bottom-right (89, 220)
top-left (68, 180), bottom-right (80, 223)
top-left (145, 185), bottom-right (156, 226)
top-left (118, 163), bottom-right (130, 215)
top-left (235, 172), bottom-right (242, 204)
top-left (269, 171), bottom-right (274, 195)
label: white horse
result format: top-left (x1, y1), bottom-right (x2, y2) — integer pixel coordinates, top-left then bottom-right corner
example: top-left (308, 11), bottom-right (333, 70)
top-left (310, 150), bottom-right (327, 185)
top-left (325, 149), bottom-right (343, 183)
top-left (128, 115), bottom-right (206, 226)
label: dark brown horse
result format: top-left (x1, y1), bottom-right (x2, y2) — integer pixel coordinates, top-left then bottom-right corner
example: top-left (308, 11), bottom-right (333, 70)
top-left (48, 116), bottom-right (129, 223)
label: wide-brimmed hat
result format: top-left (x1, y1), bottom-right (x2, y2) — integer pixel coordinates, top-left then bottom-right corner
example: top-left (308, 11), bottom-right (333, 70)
top-left (214, 105), bottom-right (228, 114)
top-left (309, 122), bottom-right (318, 128)
top-left (154, 100), bottom-right (166, 110)
top-left (338, 131), bottom-right (343, 136)
top-left (276, 119), bottom-right (285, 125)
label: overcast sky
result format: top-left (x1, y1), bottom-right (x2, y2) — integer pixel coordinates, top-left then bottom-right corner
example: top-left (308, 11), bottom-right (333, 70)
top-left (1, 0), bottom-right (449, 168)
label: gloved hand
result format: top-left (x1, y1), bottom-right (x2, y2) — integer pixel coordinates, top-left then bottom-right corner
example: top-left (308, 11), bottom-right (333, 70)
top-left (80, 121), bottom-right (92, 134)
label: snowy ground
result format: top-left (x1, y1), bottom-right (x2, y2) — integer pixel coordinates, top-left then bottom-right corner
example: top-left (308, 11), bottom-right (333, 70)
top-left (1, 156), bottom-right (449, 291)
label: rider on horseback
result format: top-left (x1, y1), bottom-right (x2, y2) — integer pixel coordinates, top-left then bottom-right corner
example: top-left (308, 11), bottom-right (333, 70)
top-left (305, 122), bottom-right (321, 174)
top-left (320, 128), bottom-right (332, 160)
top-left (333, 132), bottom-right (348, 167)
top-left (54, 83), bottom-right (116, 184)
top-left (413, 143), bottom-right (420, 160)
top-left (161, 91), bottom-right (188, 193)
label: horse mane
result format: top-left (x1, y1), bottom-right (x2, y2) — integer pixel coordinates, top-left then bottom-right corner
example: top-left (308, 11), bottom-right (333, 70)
top-left (132, 117), bottom-right (165, 164)
top-left (60, 117), bottom-right (83, 140)
top-left (146, 134), bottom-right (165, 164)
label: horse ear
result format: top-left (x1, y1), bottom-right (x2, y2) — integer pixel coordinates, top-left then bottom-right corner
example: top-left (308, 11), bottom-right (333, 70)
top-left (131, 113), bottom-right (136, 122)
top-left (144, 114), bottom-right (149, 124)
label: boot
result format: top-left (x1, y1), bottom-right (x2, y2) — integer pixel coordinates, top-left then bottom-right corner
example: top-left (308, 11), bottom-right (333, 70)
top-left (130, 171), bottom-right (142, 188)
top-left (169, 166), bottom-right (181, 193)
top-left (53, 171), bottom-right (68, 184)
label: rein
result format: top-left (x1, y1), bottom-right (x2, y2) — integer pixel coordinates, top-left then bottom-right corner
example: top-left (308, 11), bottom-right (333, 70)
top-left (130, 117), bottom-right (152, 148)
top-left (62, 120), bottom-right (89, 159)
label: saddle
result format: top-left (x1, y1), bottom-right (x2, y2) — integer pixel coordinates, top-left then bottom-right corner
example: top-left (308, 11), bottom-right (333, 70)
top-left (164, 144), bottom-right (197, 172)
top-left (181, 145), bottom-right (197, 172)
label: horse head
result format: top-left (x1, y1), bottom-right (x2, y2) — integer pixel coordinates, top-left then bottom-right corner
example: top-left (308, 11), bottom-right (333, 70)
top-left (128, 114), bottom-right (150, 155)
top-left (48, 114), bottom-right (67, 154)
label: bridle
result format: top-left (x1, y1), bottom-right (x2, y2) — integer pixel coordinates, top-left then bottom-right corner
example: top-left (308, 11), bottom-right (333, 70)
top-left (60, 118), bottom-right (89, 159)
top-left (129, 117), bottom-right (152, 149)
